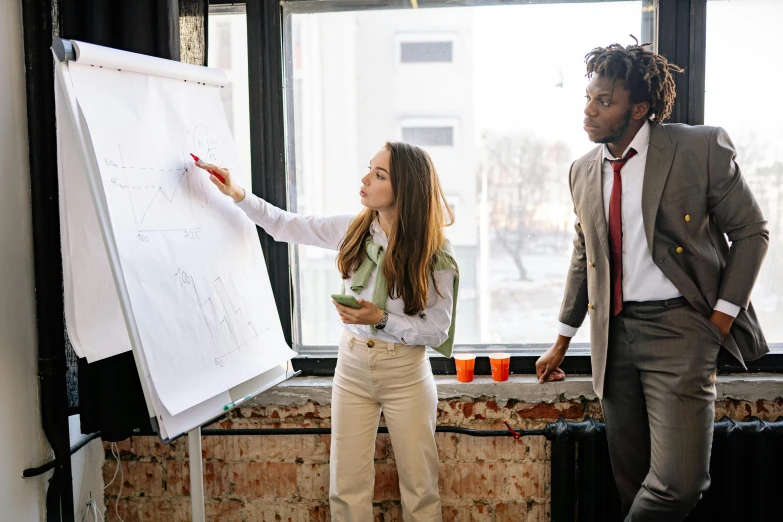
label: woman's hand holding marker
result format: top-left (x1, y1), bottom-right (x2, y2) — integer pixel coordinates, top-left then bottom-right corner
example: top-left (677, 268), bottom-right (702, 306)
top-left (191, 153), bottom-right (245, 203)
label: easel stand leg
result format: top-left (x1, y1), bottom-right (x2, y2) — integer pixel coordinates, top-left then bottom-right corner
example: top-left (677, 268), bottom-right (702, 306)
top-left (188, 427), bottom-right (205, 522)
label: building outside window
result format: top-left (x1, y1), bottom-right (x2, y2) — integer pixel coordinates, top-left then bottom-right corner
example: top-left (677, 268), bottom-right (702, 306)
top-left (208, 0), bottom-right (781, 358)
top-left (705, 0), bottom-right (783, 345)
top-left (284, 2), bottom-right (643, 353)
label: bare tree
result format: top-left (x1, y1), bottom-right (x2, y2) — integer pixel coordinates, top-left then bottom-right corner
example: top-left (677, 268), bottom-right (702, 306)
top-left (480, 132), bottom-right (571, 280)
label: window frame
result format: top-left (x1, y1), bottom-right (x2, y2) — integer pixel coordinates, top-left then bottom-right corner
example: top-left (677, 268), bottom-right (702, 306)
top-left (213, 0), bottom-right (783, 375)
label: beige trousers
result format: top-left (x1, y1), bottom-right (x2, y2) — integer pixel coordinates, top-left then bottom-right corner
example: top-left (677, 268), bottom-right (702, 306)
top-left (329, 329), bottom-right (442, 522)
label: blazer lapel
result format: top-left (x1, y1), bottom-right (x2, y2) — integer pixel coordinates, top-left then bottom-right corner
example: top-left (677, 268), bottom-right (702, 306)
top-left (585, 147), bottom-right (609, 259)
top-left (642, 124), bottom-right (677, 254)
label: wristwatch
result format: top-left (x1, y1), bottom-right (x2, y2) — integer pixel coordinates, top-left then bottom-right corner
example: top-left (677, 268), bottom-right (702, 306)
top-left (374, 310), bottom-right (389, 330)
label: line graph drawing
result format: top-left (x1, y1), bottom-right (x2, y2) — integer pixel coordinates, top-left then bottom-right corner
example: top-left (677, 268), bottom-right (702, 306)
top-left (140, 170), bottom-right (188, 223)
top-left (101, 126), bottom-right (227, 234)
top-left (106, 145), bottom-right (205, 232)
top-left (175, 267), bottom-right (270, 367)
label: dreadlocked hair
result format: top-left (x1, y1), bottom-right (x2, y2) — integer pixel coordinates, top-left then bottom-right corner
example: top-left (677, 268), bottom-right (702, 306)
top-left (585, 36), bottom-right (683, 123)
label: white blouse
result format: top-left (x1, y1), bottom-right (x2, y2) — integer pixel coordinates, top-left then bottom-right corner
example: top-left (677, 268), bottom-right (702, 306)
top-left (236, 193), bottom-right (456, 347)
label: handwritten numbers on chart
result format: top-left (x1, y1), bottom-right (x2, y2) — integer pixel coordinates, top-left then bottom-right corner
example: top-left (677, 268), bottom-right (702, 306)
top-left (174, 267), bottom-right (193, 287)
top-left (214, 358), bottom-right (223, 368)
top-left (184, 230), bottom-right (200, 240)
top-left (137, 233), bottom-right (150, 243)
top-left (105, 158), bottom-right (118, 167)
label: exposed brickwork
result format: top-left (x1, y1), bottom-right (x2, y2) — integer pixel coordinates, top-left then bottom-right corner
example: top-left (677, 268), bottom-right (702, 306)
top-left (103, 397), bottom-right (782, 521)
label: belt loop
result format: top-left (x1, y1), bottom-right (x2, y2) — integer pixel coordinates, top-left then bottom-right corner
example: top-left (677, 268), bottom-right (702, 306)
top-left (386, 340), bottom-right (394, 354)
top-left (348, 335), bottom-right (354, 350)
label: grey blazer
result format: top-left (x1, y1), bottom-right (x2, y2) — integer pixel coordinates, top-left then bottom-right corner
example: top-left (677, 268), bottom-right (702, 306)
top-left (559, 123), bottom-right (769, 398)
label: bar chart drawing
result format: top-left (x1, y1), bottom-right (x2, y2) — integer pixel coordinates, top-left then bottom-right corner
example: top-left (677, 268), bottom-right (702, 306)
top-left (177, 268), bottom-right (270, 366)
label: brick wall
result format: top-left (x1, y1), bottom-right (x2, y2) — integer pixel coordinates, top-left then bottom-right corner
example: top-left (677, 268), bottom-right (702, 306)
top-left (102, 397), bottom-right (783, 522)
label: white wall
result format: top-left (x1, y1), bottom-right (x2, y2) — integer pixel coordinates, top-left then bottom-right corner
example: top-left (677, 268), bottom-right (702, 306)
top-left (70, 416), bottom-right (106, 519)
top-left (0, 0), bottom-right (52, 519)
top-left (0, 2), bottom-right (105, 520)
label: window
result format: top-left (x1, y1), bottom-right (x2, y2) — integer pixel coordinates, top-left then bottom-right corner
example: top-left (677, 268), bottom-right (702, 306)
top-left (400, 41), bottom-right (453, 63)
top-left (396, 33), bottom-right (456, 64)
top-left (284, 1), bottom-right (647, 355)
top-left (705, 0), bottom-right (783, 350)
top-left (401, 126), bottom-right (455, 147)
top-left (207, 8), bottom-right (251, 186)
top-left (209, 1), bottom-right (781, 368)
top-left (446, 194), bottom-right (461, 216)
top-left (400, 42), bottom-right (453, 63)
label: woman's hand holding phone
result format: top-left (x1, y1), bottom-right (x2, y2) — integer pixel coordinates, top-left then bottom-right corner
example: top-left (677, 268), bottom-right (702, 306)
top-left (331, 295), bottom-right (384, 325)
top-left (331, 294), bottom-right (361, 308)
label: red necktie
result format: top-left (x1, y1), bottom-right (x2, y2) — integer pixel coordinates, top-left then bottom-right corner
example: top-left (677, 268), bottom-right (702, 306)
top-left (608, 148), bottom-right (637, 317)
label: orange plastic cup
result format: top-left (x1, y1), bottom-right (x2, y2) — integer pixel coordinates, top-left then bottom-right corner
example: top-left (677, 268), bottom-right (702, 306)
top-left (454, 354), bottom-right (476, 382)
top-left (489, 352), bottom-right (511, 381)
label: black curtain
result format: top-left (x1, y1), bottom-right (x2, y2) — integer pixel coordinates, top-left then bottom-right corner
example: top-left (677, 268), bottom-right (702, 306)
top-left (61, 0), bottom-right (176, 442)
top-left (22, 0), bottom-right (208, 519)
top-left (61, 0), bottom-right (180, 60)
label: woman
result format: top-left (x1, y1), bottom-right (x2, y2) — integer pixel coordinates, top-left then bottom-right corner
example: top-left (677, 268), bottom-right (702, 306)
top-left (198, 141), bottom-right (458, 521)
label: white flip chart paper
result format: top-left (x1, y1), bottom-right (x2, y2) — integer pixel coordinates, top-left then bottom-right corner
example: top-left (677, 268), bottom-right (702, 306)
top-left (57, 66), bottom-right (132, 361)
top-left (61, 43), bottom-right (296, 416)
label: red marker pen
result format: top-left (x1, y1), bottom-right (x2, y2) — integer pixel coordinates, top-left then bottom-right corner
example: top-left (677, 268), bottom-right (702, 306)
top-left (190, 153), bottom-right (226, 183)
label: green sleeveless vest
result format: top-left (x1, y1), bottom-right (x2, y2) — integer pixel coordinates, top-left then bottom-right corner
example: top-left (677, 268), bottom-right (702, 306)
top-left (343, 236), bottom-right (459, 358)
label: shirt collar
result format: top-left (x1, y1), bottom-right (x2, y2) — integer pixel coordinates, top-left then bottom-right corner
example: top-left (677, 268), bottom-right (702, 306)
top-left (369, 216), bottom-right (389, 247)
top-left (603, 119), bottom-right (651, 161)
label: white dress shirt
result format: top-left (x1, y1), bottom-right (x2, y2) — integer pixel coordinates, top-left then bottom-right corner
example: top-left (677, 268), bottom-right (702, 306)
top-left (236, 193), bottom-right (456, 347)
top-left (558, 121), bottom-right (740, 337)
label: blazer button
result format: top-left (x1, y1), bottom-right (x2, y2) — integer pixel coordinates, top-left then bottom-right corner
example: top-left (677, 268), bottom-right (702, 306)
top-left (367, 340), bottom-right (375, 348)
top-left (588, 303), bottom-right (594, 310)
top-left (675, 246), bottom-right (684, 254)
top-left (589, 262), bottom-right (595, 268)
top-left (684, 214), bottom-right (691, 222)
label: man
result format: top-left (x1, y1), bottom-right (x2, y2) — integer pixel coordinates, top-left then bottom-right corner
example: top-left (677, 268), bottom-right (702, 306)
top-left (536, 41), bottom-right (769, 521)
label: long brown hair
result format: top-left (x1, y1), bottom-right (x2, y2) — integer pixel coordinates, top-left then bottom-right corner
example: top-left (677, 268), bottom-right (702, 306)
top-left (337, 142), bottom-right (454, 315)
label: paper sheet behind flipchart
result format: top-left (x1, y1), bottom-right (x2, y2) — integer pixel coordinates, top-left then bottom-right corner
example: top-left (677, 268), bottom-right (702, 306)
top-left (57, 62), bottom-right (132, 361)
top-left (56, 42), bottom-right (296, 416)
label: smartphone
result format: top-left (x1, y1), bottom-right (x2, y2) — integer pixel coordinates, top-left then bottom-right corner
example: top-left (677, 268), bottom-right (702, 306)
top-left (331, 294), bottom-right (361, 309)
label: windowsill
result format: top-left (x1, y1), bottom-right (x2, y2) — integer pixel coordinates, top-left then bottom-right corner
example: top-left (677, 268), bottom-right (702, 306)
top-left (251, 373), bottom-right (783, 406)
